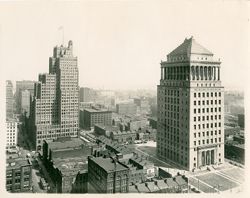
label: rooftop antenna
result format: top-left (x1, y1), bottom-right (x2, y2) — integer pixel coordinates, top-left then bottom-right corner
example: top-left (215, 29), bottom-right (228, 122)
top-left (58, 26), bottom-right (64, 45)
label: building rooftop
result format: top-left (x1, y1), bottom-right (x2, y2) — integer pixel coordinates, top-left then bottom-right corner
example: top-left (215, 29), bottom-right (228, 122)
top-left (128, 177), bottom-right (187, 193)
top-left (51, 146), bottom-right (91, 160)
top-left (53, 157), bottom-right (88, 176)
top-left (90, 157), bottom-right (129, 173)
top-left (6, 157), bottom-right (31, 170)
top-left (169, 37), bottom-right (213, 56)
top-left (95, 124), bottom-right (119, 132)
top-left (84, 108), bottom-right (111, 113)
top-left (48, 138), bottom-right (84, 151)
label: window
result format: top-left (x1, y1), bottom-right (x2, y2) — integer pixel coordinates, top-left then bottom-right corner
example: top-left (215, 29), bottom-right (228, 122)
top-left (194, 141), bottom-right (196, 146)
top-left (194, 133), bottom-right (196, 138)
top-left (194, 117), bottom-right (196, 121)
top-left (202, 93), bottom-right (205, 97)
top-left (207, 139), bottom-right (209, 144)
top-left (211, 93), bottom-right (213, 97)
top-left (198, 93), bottom-right (201, 97)
top-left (194, 101), bottom-right (196, 105)
top-left (207, 93), bottom-right (209, 97)
top-left (194, 93), bottom-right (196, 97)
top-left (194, 109), bottom-right (196, 113)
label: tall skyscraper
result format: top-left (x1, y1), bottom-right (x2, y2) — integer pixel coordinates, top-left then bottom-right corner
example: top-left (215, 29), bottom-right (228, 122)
top-left (30, 41), bottom-right (79, 150)
top-left (6, 80), bottom-right (14, 120)
top-left (20, 90), bottom-right (31, 117)
top-left (16, 80), bottom-right (36, 114)
top-left (157, 37), bottom-right (224, 171)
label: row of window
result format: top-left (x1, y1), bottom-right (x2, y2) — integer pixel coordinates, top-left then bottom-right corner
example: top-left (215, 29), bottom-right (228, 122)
top-left (194, 123), bottom-right (222, 130)
top-left (194, 137), bottom-right (221, 146)
top-left (194, 100), bottom-right (221, 105)
top-left (194, 115), bottom-right (221, 121)
top-left (194, 92), bottom-right (221, 98)
top-left (194, 130), bottom-right (221, 137)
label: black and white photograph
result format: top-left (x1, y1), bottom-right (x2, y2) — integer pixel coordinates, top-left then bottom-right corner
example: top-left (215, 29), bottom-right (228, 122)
top-left (0, 0), bottom-right (248, 195)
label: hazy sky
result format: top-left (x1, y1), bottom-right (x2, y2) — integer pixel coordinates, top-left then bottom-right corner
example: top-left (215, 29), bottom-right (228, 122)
top-left (0, 0), bottom-right (249, 90)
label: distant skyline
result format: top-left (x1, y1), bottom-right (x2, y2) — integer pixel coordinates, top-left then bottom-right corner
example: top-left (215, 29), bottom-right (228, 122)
top-left (0, 1), bottom-right (248, 90)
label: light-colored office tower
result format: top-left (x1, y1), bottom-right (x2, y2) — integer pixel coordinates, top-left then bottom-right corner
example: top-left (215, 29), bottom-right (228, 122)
top-left (30, 41), bottom-right (79, 150)
top-left (20, 90), bottom-right (31, 117)
top-left (157, 37), bottom-right (224, 171)
top-left (6, 80), bottom-right (14, 120)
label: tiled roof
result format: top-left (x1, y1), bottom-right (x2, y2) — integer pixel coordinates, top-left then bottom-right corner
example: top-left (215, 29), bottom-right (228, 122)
top-left (169, 37), bottom-right (213, 56)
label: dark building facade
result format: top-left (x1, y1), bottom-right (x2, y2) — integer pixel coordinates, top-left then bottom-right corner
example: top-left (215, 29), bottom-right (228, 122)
top-left (29, 41), bottom-right (79, 150)
top-left (42, 138), bottom-right (90, 193)
top-left (88, 156), bottom-right (129, 193)
top-left (6, 155), bottom-right (32, 192)
top-left (80, 108), bottom-right (112, 129)
top-left (157, 37), bottom-right (224, 171)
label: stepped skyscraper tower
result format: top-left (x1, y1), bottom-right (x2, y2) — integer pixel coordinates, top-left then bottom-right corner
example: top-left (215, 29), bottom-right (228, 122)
top-left (157, 37), bottom-right (224, 171)
top-left (30, 41), bottom-right (79, 150)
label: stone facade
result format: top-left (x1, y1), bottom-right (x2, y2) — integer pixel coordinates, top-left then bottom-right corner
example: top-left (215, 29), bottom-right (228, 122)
top-left (157, 37), bottom-right (224, 171)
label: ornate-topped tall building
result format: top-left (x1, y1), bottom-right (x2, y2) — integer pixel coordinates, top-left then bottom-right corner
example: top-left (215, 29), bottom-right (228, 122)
top-left (157, 37), bottom-right (224, 171)
top-left (30, 41), bottom-right (79, 150)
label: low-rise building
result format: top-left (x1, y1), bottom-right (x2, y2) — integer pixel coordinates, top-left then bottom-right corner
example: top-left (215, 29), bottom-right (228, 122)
top-left (116, 102), bottom-right (137, 115)
top-left (6, 155), bottom-right (32, 192)
top-left (80, 108), bottom-right (112, 129)
top-left (88, 156), bottom-right (130, 193)
top-left (94, 124), bottom-right (119, 137)
top-left (96, 136), bottom-right (134, 159)
top-left (110, 130), bottom-right (137, 143)
top-left (129, 176), bottom-right (188, 193)
top-left (42, 138), bottom-right (91, 193)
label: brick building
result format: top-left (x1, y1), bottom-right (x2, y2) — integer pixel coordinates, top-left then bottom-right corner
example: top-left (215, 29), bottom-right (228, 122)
top-left (88, 156), bottom-right (129, 193)
top-left (42, 138), bottom-right (91, 193)
top-left (80, 108), bottom-right (112, 129)
top-left (6, 155), bottom-right (32, 192)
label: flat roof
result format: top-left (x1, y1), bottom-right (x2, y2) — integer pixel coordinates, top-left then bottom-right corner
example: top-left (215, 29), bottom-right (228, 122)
top-left (53, 157), bottom-right (88, 176)
top-left (51, 147), bottom-right (91, 160)
top-left (84, 108), bottom-right (111, 113)
top-left (6, 157), bottom-right (31, 170)
top-left (90, 157), bottom-right (128, 172)
top-left (48, 138), bottom-right (84, 151)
